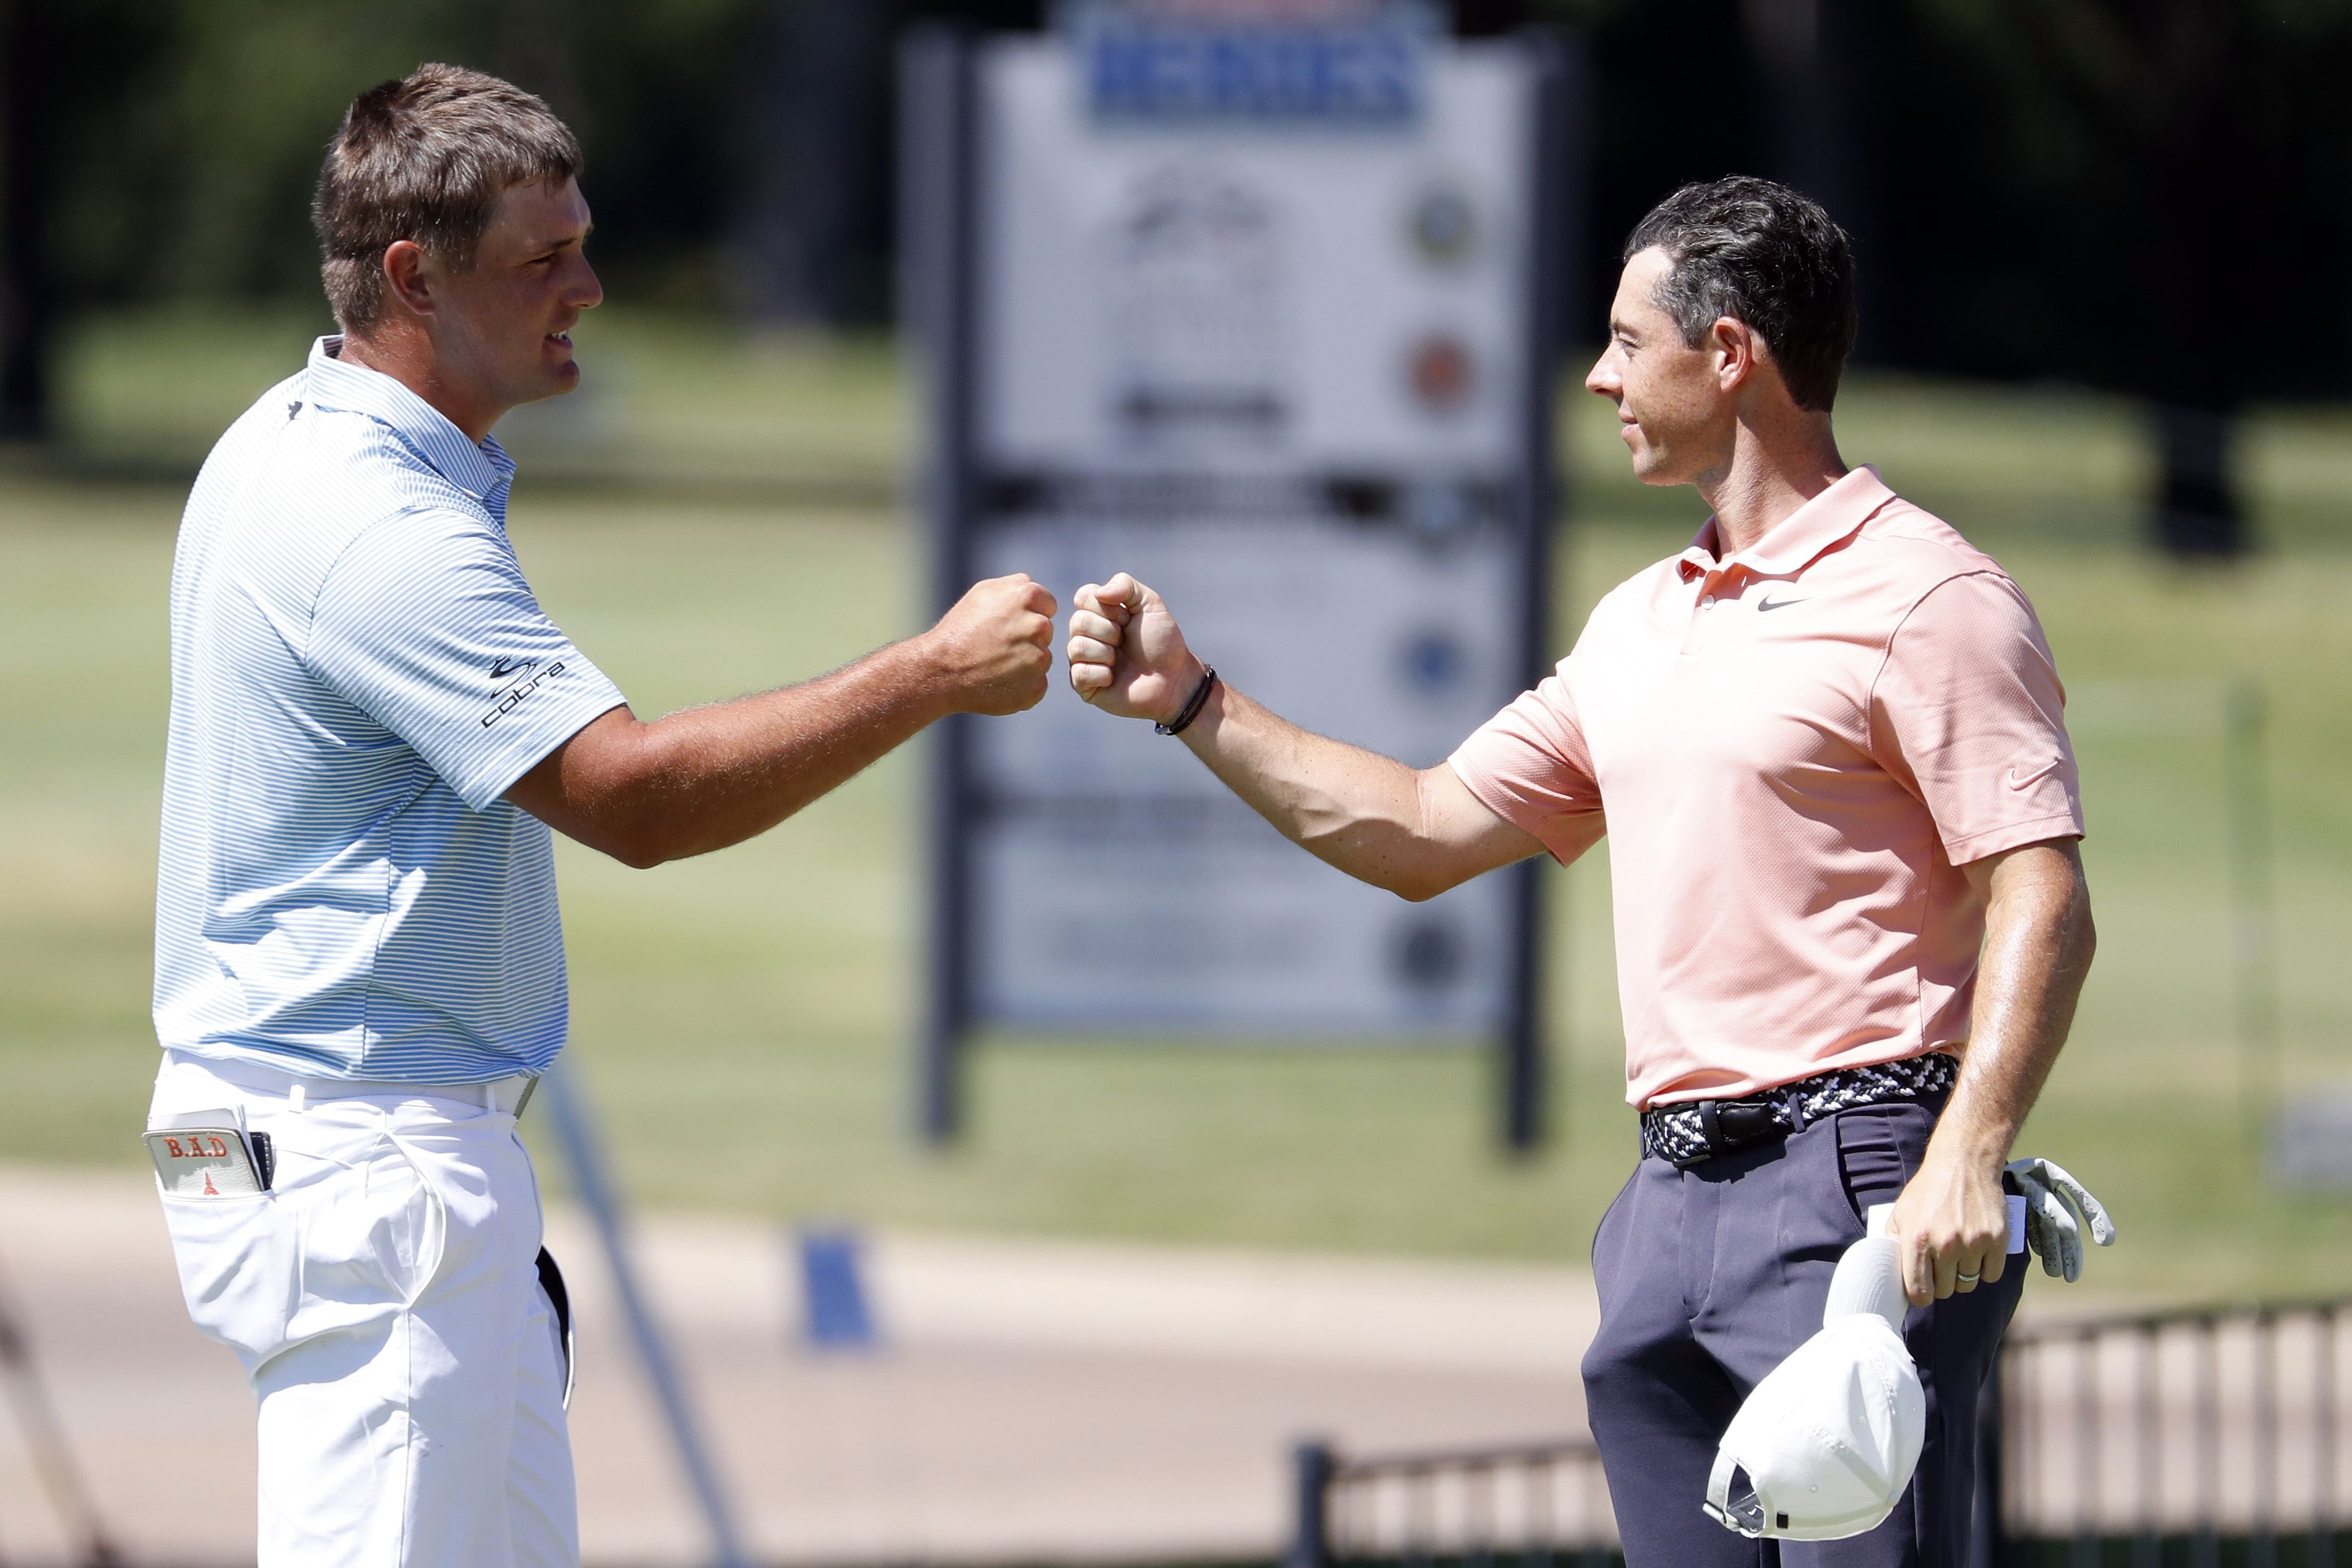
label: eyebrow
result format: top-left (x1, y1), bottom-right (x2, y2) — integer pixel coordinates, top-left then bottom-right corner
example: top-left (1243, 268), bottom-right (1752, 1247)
top-left (525, 222), bottom-right (593, 254)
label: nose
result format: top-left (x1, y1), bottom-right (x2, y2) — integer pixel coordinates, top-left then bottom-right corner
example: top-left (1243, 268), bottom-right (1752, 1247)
top-left (568, 255), bottom-right (604, 312)
top-left (1585, 346), bottom-right (1621, 400)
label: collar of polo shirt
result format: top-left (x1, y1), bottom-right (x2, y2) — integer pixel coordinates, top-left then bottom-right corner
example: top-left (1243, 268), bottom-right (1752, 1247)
top-left (1677, 466), bottom-right (1899, 589)
top-left (302, 336), bottom-right (516, 506)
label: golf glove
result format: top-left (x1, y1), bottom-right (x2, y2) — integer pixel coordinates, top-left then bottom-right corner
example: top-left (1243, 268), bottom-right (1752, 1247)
top-left (2003, 1156), bottom-right (2117, 1283)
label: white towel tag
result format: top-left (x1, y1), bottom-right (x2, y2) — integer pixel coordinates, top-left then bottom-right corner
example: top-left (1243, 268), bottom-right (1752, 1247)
top-left (143, 1106), bottom-right (266, 1198)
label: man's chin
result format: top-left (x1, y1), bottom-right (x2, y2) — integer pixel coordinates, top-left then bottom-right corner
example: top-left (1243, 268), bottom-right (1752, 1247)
top-left (493, 367), bottom-right (583, 423)
top-left (1627, 445), bottom-right (1682, 487)
top-left (525, 357), bottom-right (582, 401)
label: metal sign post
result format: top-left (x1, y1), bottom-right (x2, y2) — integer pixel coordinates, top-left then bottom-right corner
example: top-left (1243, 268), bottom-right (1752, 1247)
top-left (903, 24), bottom-right (986, 1145)
top-left (906, 2), bottom-right (1575, 1153)
top-left (540, 1065), bottom-right (752, 1568)
top-left (0, 1249), bottom-right (120, 1566)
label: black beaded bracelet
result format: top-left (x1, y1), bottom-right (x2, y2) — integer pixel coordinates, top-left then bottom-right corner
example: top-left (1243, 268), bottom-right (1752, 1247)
top-left (1156, 664), bottom-right (1217, 736)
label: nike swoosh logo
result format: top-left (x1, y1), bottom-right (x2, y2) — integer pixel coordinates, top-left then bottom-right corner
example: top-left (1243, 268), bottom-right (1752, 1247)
top-left (2007, 758), bottom-right (2064, 790)
top-left (491, 658), bottom-right (528, 680)
top-left (1756, 595), bottom-right (1801, 612)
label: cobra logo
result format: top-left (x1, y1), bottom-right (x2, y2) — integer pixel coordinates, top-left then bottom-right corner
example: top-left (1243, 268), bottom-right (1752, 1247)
top-left (481, 659), bottom-right (566, 728)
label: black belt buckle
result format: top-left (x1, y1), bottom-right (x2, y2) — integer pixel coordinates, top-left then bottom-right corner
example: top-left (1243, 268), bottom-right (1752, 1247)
top-left (1695, 1096), bottom-right (1784, 1164)
top-left (1647, 1089), bottom-right (1798, 1169)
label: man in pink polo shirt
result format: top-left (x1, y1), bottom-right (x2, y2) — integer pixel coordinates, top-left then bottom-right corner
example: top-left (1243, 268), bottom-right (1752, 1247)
top-left (1063, 176), bottom-right (2096, 1566)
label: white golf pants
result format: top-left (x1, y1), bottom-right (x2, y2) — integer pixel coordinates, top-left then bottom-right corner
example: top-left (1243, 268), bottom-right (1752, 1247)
top-left (149, 1052), bottom-right (578, 1568)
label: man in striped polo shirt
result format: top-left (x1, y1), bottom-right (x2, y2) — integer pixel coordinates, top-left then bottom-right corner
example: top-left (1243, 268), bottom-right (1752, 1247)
top-left (1065, 178), bottom-right (2098, 1564)
top-left (148, 65), bottom-right (1053, 1566)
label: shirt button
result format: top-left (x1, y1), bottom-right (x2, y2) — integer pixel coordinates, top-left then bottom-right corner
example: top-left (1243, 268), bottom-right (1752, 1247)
top-left (1700, 594), bottom-right (1716, 608)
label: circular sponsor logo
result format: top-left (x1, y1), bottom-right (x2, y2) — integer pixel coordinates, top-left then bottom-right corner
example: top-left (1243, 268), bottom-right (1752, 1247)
top-left (1405, 331), bottom-right (1475, 414)
top-left (1406, 181), bottom-right (1478, 267)
top-left (1399, 629), bottom-right (1464, 694)
top-left (1393, 918), bottom-right (1465, 992)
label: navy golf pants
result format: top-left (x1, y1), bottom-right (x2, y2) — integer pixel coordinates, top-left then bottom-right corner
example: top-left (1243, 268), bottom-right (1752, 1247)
top-left (1582, 1096), bottom-right (2023, 1567)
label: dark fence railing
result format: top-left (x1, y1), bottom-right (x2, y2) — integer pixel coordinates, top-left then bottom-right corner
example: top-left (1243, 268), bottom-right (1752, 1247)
top-left (1286, 1435), bottom-right (1619, 1568)
top-left (1287, 1300), bottom-right (2352, 1568)
top-left (1991, 1300), bottom-right (2348, 1567)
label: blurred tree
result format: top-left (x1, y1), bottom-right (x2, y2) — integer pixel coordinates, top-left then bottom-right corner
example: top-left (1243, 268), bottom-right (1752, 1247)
top-left (738, 0), bottom-right (903, 324)
top-left (2, 0), bottom-right (2348, 475)
top-left (1891, 0), bottom-right (2352, 556)
top-left (735, 0), bottom-right (1043, 329)
top-left (3, 0), bottom-right (184, 438)
top-left (0, 0), bottom-right (55, 438)
top-left (1738, 0), bottom-right (1890, 352)
top-left (1740, 0), bottom-right (1847, 219)
top-left (536, 0), bottom-right (752, 309)
top-left (1537, 0), bottom-right (2352, 559)
top-left (32, 0), bottom-right (748, 312)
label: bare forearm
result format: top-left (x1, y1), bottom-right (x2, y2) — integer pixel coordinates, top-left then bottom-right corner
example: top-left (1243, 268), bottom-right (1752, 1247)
top-left (635, 641), bottom-right (953, 861)
top-left (515, 572), bottom-right (1056, 866)
top-left (1063, 573), bottom-right (1542, 898)
top-left (1890, 840), bottom-right (2095, 1300)
top-left (1932, 845), bottom-right (2098, 1165)
top-left (1178, 681), bottom-right (1450, 898)
top-left (537, 639), bottom-right (949, 866)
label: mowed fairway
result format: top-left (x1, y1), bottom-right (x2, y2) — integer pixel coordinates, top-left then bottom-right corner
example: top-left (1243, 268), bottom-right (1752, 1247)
top-left (9, 319), bottom-right (2352, 1297)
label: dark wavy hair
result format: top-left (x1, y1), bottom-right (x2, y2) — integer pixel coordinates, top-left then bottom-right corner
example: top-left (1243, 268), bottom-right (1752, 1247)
top-left (1624, 176), bottom-right (1857, 412)
top-left (313, 64), bottom-right (581, 334)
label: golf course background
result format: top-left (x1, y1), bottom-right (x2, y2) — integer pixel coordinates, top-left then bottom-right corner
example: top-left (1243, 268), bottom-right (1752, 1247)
top-left (8, 307), bottom-right (2351, 1297)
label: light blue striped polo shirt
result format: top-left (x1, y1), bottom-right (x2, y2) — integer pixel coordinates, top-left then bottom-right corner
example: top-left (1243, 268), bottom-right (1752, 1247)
top-left (153, 336), bottom-right (627, 1083)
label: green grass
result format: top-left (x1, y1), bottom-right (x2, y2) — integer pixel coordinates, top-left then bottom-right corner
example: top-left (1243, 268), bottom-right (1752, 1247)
top-left (57, 302), bottom-right (2352, 549)
top-left (10, 315), bottom-right (2352, 1298)
top-left (57, 306), bottom-right (904, 495)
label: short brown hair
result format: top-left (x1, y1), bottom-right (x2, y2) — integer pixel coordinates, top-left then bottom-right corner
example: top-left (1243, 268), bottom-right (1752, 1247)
top-left (1624, 177), bottom-right (1857, 413)
top-left (313, 64), bottom-right (582, 334)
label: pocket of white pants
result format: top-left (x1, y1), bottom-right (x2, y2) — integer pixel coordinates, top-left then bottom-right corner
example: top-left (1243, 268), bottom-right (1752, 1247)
top-left (160, 1124), bottom-right (452, 1372)
top-left (158, 1189), bottom-right (297, 1370)
top-left (297, 1133), bottom-right (448, 1310)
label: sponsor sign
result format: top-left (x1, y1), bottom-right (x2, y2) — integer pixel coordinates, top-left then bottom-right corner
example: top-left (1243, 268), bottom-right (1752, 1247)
top-left (1071, 0), bottom-right (1436, 125)
top-left (906, 5), bottom-right (1568, 1136)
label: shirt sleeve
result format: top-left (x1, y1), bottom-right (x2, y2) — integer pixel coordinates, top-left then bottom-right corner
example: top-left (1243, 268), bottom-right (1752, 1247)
top-left (310, 507), bottom-right (627, 811)
top-left (1446, 664), bottom-right (1607, 866)
top-left (1868, 569), bottom-right (2084, 864)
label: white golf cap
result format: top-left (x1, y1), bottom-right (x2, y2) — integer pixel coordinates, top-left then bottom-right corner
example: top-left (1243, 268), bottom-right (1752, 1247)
top-left (1702, 1236), bottom-right (1925, 1542)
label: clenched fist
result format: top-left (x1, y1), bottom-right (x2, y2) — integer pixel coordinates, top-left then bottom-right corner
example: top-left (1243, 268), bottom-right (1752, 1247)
top-left (1066, 573), bottom-right (1203, 725)
top-left (926, 573), bottom-right (1057, 715)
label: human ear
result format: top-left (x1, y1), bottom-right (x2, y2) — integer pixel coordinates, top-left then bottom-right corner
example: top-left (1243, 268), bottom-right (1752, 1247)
top-left (1711, 316), bottom-right (1755, 393)
top-left (380, 240), bottom-right (435, 319)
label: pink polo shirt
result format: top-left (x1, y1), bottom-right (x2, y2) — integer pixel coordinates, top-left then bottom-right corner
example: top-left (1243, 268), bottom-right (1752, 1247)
top-left (1449, 467), bottom-right (2083, 1110)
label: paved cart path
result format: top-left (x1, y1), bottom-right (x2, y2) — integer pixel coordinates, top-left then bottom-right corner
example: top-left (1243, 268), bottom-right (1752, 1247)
top-left (0, 1164), bottom-right (1606, 1566)
top-left (0, 1164), bottom-right (2172, 1566)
